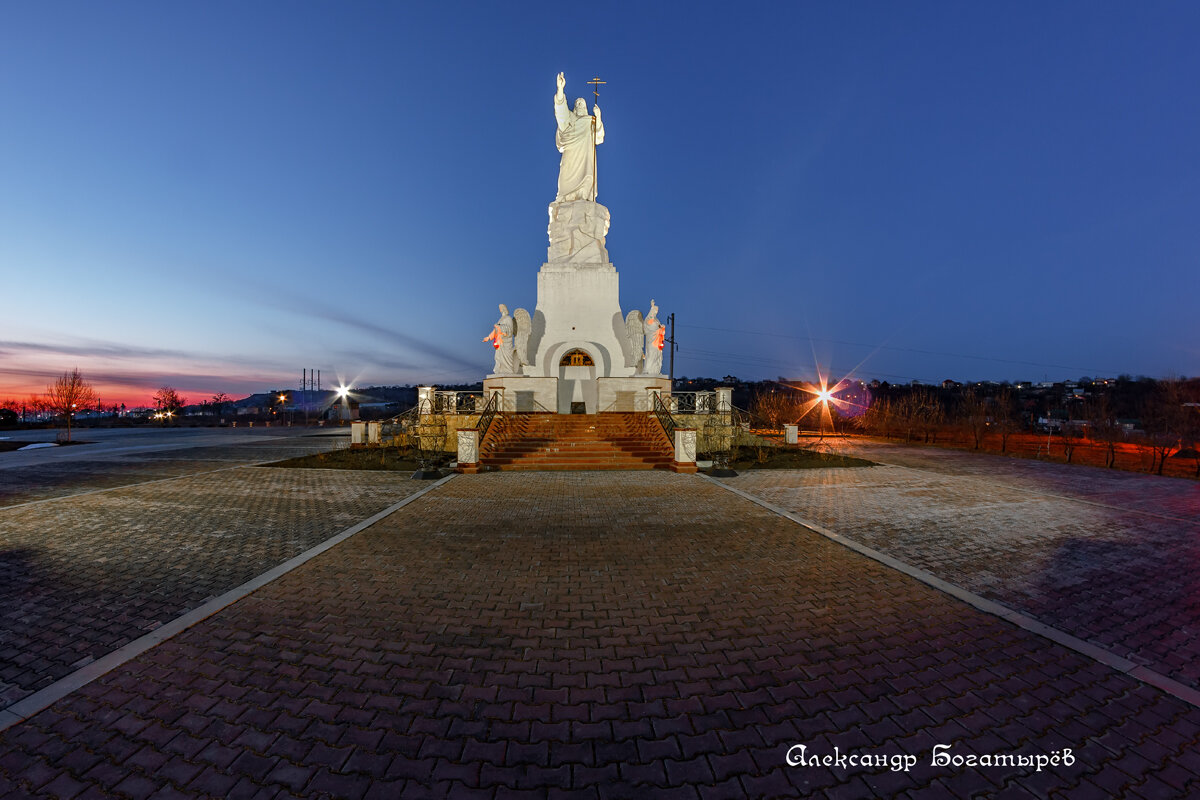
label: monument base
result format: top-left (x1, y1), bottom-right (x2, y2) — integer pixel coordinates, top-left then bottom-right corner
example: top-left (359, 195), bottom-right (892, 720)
top-left (485, 376), bottom-right (670, 414)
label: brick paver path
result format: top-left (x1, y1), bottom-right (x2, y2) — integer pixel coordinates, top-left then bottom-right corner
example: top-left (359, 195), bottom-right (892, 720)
top-left (0, 429), bottom-right (342, 507)
top-left (724, 440), bottom-right (1200, 692)
top-left (0, 430), bottom-right (425, 713)
top-left (3, 471), bottom-right (1198, 798)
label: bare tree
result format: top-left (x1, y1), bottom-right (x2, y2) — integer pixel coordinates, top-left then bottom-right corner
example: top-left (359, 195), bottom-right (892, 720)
top-left (154, 386), bottom-right (186, 415)
top-left (750, 388), bottom-right (799, 430)
top-left (25, 393), bottom-right (46, 422)
top-left (959, 389), bottom-right (989, 450)
top-left (914, 391), bottom-right (944, 444)
top-left (991, 388), bottom-right (1020, 453)
top-left (894, 393), bottom-right (921, 441)
top-left (1086, 395), bottom-right (1122, 468)
top-left (856, 396), bottom-right (894, 439)
top-left (1143, 379), bottom-right (1185, 475)
top-left (44, 368), bottom-right (98, 442)
top-left (209, 392), bottom-right (229, 422)
top-left (1179, 407), bottom-right (1200, 478)
top-left (1058, 422), bottom-right (1085, 464)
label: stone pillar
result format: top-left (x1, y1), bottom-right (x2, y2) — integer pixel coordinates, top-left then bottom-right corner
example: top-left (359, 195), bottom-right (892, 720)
top-left (456, 428), bottom-right (480, 473)
top-left (350, 421), bottom-right (366, 445)
top-left (417, 386), bottom-right (435, 415)
top-left (784, 424), bottom-right (798, 444)
top-left (672, 428), bottom-right (698, 473)
top-left (367, 422), bottom-right (382, 444)
top-left (715, 387), bottom-right (733, 411)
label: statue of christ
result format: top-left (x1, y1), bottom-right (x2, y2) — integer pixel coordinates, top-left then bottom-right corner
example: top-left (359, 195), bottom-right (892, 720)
top-left (554, 72), bottom-right (605, 203)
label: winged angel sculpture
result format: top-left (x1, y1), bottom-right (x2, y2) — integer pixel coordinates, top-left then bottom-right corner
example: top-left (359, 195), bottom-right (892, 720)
top-left (483, 304), bottom-right (532, 374)
top-left (625, 300), bottom-right (665, 375)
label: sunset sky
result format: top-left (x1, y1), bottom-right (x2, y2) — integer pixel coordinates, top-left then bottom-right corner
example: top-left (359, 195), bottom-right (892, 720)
top-left (2, 2), bottom-right (1198, 407)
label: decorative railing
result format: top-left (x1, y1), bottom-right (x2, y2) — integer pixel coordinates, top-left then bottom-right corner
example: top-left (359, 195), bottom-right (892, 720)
top-left (652, 391), bottom-right (678, 442)
top-left (381, 402), bottom-right (450, 459)
top-left (666, 391), bottom-right (717, 414)
top-left (380, 404), bottom-right (421, 442)
top-left (432, 391), bottom-right (484, 414)
top-left (475, 392), bottom-right (500, 444)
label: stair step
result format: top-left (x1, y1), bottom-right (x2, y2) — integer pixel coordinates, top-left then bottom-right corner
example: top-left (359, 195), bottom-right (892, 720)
top-left (475, 412), bottom-right (675, 473)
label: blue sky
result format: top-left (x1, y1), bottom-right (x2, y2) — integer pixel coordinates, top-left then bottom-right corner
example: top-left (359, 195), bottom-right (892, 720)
top-left (2, 2), bottom-right (1197, 404)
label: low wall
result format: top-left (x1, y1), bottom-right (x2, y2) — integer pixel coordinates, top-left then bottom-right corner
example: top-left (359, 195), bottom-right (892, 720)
top-left (408, 409), bottom-right (739, 456)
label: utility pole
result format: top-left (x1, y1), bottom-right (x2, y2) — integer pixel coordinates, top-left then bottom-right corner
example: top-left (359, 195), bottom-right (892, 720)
top-left (667, 313), bottom-right (677, 386)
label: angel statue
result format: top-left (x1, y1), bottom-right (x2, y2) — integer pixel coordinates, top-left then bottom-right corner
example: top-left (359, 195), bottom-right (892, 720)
top-left (625, 300), bottom-right (665, 375)
top-left (483, 304), bottom-right (517, 374)
top-left (483, 304), bottom-right (533, 374)
top-left (643, 300), bottom-right (666, 376)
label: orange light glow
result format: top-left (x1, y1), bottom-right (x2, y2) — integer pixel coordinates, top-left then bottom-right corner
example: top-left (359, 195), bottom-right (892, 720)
top-left (785, 371), bottom-right (871, 433)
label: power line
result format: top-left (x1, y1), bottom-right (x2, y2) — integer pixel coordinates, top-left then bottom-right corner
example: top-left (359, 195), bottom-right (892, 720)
top-left (675, 348), bottom-right (946, 385)
top-left (677, 323), bottom-right (1120, 376)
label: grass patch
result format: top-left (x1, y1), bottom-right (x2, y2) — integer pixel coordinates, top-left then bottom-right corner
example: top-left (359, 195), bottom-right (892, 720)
top-left (263, 446), bottom-right (449, 472)
top-left (725, 445), bottom-right (875, 470)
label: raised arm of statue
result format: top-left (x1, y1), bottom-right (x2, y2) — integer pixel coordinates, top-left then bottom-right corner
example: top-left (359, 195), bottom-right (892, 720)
top-left (554, 72), bottom-right (569, 132)
top-left (592, 105), bottom-right (605, 145)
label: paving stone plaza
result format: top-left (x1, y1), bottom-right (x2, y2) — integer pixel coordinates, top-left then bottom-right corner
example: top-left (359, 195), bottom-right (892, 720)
top-left (2, 428), bottom-right (1199, 798)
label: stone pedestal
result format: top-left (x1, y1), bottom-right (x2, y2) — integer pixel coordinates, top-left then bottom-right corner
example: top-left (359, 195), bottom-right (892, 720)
top-left (527, 261), bottom-right (635, 379)
top-left (484, 377), bottom-right (557, 412)
top-left (547, 201), bottom-right (610, 264)
top-left (673, 428), bottom-right (699, 473)
top-left (478, 183), bottom-right (668, 413)
top-left (456, 428), bottom-right (480, 473)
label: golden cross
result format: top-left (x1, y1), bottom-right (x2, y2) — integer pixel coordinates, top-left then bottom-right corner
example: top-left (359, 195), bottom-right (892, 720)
top-left (587, 75), bottom-right (606, 104)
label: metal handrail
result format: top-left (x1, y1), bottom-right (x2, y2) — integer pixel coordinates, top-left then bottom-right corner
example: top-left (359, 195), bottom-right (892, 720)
top-left (432, 391), bottom-right (484, 414)
top-left (380, 403), bottom-right (422, 439)
top-left (652, 391), bottom-right (678, 441)
top-left (668, 391), bottom-right (717, 413)
top-left (475, 392), bottom-right (500, 444)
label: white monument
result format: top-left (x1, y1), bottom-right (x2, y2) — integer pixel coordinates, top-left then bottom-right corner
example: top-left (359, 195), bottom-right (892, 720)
top-left (483, 73), bottom-right (669, 413)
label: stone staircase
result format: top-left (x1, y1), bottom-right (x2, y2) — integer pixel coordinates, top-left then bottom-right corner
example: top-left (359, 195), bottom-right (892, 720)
top-left (477, 412), bottom-right (679, 471)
